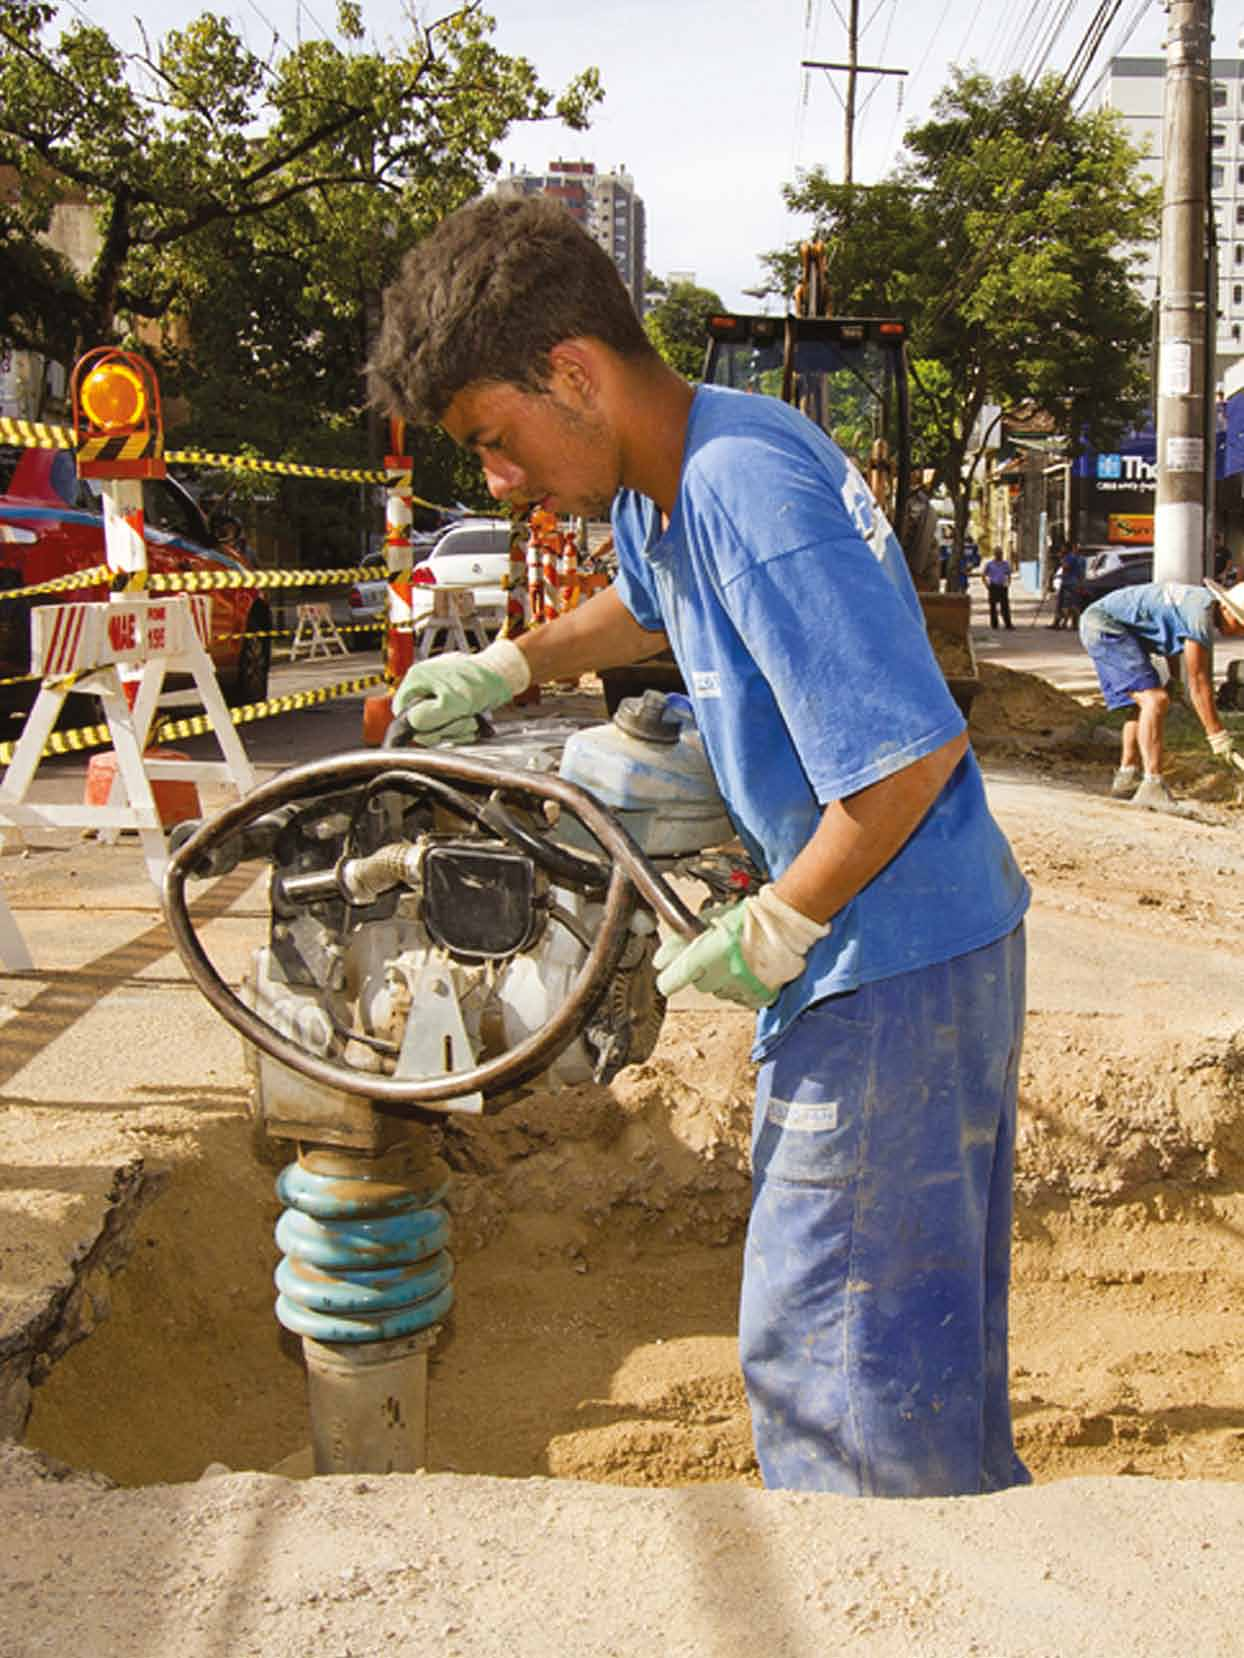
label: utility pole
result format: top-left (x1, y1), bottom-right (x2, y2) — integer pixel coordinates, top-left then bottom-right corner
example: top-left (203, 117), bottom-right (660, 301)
top-left (845, 0), bottom-right (858, 187)
top-left (802, 5), bottom-right (906, 189)
top-left (1154, 0), bottom-right (1212, 584)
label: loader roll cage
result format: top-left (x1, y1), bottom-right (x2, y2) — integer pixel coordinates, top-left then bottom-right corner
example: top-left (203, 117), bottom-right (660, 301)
top-left (701, 312), bottom-right (911, 536)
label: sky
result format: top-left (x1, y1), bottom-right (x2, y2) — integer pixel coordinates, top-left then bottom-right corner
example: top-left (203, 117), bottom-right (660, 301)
top-left (78, 0), bottom-right (1210, 310)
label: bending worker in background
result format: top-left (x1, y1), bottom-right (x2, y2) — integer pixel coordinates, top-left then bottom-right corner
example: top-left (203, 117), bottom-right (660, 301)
top-left (1079, 578), bottom-right (1244, 810)
top-left (368, 195), bottom-right (1032, 1499)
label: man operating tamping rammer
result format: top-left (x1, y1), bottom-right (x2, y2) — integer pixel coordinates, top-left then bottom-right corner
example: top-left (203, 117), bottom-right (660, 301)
top-left (367, 195), bottom-right (1031, 1498)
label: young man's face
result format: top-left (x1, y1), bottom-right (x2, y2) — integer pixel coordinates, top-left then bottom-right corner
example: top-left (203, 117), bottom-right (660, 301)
top-left (442, 373), bottom-right (623, 520)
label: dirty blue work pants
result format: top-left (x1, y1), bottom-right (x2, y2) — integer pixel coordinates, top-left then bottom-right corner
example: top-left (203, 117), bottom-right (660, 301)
top-left (739, 925), bottom-right (1029, 1497)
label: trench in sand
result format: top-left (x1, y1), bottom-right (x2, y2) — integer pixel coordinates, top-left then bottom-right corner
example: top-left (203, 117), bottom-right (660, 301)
top-left (8, 662), bottom-right (1244, 1493)
top-left (15, 1003), bottom-right (1244, 1493)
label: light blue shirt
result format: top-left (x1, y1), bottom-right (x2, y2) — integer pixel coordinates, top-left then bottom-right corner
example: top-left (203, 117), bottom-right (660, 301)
top-left (610, 384), bottom-right (1029, 1057)
top-left (1081, 581), bottom-right (1214, 655)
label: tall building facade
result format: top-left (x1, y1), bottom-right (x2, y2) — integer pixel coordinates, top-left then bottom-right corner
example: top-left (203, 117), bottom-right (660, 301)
top-left (1098, 55), bottom-right (1244, 384)
top-left (495, 160), bottom-right (647, 315)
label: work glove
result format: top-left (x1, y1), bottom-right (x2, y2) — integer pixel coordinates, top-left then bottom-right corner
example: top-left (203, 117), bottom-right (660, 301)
top-left (654, 885), bottom-right (830, 1010)
top-left (391, 638), bottom-right (531, 746)
top-left (1207, 729), bottom-right (1244, 774)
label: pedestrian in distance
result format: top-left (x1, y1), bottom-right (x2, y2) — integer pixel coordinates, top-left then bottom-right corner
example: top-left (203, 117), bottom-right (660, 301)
top-left (981, 551), bottom-right (1014, 629)
top-left (367, 194), bottom-right (1032, 1499)
top-left (1214, 528), bottom-right (1232, 581)
top-left (1079, 578), bottom-right (1244, 811)
top-left (899, 468), bottom-right (941, 592)
top-left (1051, 544), bottom-right (1085, 629)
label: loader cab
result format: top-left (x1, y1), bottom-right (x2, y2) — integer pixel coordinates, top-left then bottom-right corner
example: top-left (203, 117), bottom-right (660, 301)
top-left (702, 312), bottom-right (911, 533)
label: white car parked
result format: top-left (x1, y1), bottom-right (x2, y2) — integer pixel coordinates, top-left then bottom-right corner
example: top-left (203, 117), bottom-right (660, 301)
top-left (347, 518), bottom-right (513, 640)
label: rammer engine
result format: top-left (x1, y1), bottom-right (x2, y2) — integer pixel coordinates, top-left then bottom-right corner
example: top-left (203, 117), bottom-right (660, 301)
top-left (164, 690), bottom-right (754, 1475)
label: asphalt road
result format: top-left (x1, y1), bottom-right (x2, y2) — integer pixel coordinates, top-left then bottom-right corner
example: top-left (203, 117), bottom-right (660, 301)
top-left (7, 577), bottom-right (1244, 816)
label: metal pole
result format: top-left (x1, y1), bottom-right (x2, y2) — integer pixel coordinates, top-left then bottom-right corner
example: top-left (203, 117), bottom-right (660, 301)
top-left (845, 0), bottom-right (859, 188)
top-left (1154, 0), bottom-right (1212, 584)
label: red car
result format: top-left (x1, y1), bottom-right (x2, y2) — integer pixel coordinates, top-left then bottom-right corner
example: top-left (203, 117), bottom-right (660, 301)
top-left (0, 445), bottom-right (272, 719)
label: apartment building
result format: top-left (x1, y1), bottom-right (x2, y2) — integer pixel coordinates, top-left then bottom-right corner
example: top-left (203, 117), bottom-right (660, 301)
top-left (1098, 54), bottom-right (1244, 382)
top-left (495, 160), bottom-right (647, 315)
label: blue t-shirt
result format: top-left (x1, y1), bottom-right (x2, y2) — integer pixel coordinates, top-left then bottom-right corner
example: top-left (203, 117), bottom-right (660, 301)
top-left (610, 384), bottom-right (1030, 1057)
top-left (1081, 581), bottom-right (1215, 655)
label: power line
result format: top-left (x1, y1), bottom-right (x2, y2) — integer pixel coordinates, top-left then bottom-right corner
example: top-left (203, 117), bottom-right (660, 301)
top-left (1076, 0), bottom-right (1156, 110)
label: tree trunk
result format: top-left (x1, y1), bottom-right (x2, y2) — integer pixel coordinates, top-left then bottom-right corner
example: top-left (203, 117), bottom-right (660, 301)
top-left (89, 185), bottom-right (133, 340)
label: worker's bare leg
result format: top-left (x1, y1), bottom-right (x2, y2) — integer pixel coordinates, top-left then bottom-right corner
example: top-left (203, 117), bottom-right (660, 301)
top-left (1119, 710), bottom-right (1141, 771)
top-left (1130, 685), bottom-right (1169, 775)
top-left (1127, 686), bottom-right (1177, 810)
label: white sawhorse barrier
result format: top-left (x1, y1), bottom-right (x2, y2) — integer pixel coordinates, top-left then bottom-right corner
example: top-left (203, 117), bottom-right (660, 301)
top-left (412, 586), bottom-right (491, 659)
top-left (0, 595), bottom-right (255, 968)
top-left (290, 601), bottom-right (348, 660)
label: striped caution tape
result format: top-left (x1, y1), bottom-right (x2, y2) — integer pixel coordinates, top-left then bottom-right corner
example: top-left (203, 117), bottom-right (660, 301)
top-left (0, 416), bottom-right (70, 449)
top-left (0, 563), bottom-right (385, 603)
top-left (0, 565), bottom-right (111, 601)
top-left (165, 450), bottom-right (445, 511)
top-left (154, 672), bottom-right (386, 743)
top-left (0, 415), bottom-right (447, 508)
top-left (166, 447), bottom-right (386, 486)
top-left (0, 713), bottom-right (112, 763)
top-left (144, 565), bottom-right (376, 593)
top-left (0, 669), bottom-right (388, 767)
top-left (210, 619), bottom-right (384, 644)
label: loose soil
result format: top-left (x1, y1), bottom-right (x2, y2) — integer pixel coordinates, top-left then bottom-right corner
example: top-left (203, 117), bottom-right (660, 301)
top-left (4, 663), bottom-right (1244, 1653)
top-left (18, 667), bottom-right (1244, 1494)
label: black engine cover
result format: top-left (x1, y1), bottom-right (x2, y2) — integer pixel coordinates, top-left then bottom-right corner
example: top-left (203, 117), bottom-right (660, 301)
top-left (421, 840), bottom-right (542, 960)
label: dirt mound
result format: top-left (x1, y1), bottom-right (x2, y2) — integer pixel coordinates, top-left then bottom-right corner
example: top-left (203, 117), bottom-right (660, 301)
top-left (443, 1015), bottom-right (756, 1255)
top-left (1017, 1017), bottom-right (1244, 1204)
top-left (971, 662), bottom-right (1094, 744)
top-left (1163, 746), bottom-right (1244, 802)
top-left (969, 663), bottom-right (1244, 805)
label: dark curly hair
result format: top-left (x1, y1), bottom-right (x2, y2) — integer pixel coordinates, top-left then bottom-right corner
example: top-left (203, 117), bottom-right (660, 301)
top-left (368, 195), bottom-right (655, 425)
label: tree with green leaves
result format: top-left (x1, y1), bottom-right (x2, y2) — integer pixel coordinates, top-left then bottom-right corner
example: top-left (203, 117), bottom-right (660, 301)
top-left (644, 279), bottom-right (725, 380)
top-left (0, 1), bottom-right (600, 555)
top-left (768, 69), bottom-right (1159, 545)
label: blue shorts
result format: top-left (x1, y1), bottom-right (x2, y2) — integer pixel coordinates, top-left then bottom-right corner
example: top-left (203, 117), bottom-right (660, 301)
top-left (1079, 614), bottom-right (1160, 710)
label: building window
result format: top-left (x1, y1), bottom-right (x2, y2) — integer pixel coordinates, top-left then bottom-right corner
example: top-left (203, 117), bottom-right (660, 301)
top-left (1214, 82), bottom-right (1228, 108)
top-left (1235, 284), bottom-right (1243, 304)
top-left (1213, 126), bottom-right (1226, 148)
top-left (1214, 164), bottom-right (1225, 189)
top-left (1234, 324), bottom-right (1242, 342)
top-left (1236, 204), bottom-right (1244, 225)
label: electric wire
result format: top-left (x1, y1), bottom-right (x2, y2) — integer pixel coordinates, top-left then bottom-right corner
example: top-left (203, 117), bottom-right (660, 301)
top-left (921, 0), bottom-right (1145, 338)
top-left (1076, 0), bottom-right (1156, 110)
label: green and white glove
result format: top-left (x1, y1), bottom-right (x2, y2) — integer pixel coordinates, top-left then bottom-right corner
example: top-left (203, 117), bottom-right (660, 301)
top-left (654, 885), bottom-right (830, 1010)
top-left (1207, 728), bottom-right (1244, 774)
top-left (391, 638), bottom-right (531, 746)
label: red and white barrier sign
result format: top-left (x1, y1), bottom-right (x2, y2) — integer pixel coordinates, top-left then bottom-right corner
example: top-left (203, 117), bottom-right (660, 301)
top-left (0, 595), bottom-right (254, 943)
top-left (34, 595), bottom-right (212, 677)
